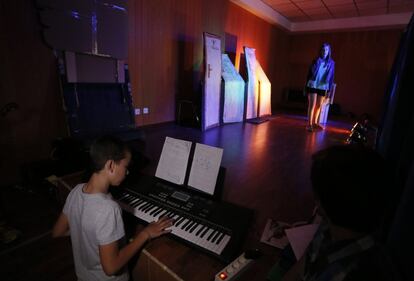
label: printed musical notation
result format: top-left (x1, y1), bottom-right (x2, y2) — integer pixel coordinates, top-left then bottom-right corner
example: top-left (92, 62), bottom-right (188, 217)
top-left (155, 137), bottom-right (192, 185)
top-left (188, 143), bottom-right (223, 195)
top-left (155, 137), bottom-right (223, 195)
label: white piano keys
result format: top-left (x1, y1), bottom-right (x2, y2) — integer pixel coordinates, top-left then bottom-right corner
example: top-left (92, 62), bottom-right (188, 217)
top-left (115, 191), bottom-right (230, 255)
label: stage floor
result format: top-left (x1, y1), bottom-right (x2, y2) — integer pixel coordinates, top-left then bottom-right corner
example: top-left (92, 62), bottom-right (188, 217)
top-left (0, 113), bottom-right (353, 281)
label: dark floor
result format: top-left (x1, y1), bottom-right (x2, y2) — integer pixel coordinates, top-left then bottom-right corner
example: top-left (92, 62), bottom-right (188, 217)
top-left (0, 113), bottom-right (352, 281)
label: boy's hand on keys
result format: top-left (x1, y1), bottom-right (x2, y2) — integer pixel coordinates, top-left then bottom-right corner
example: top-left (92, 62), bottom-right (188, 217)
top-left (142, 216), bottom-right (174, 240)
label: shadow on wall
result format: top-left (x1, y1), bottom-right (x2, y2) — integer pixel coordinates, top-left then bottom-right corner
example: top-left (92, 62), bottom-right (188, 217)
top-left (225, 32), bottom-right (237, 66)
top-left (175, 34), bottom-right (201, 128)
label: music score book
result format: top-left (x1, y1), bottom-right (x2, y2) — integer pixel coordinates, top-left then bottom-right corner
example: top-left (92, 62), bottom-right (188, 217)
top-left (155, 137), bottom-right (223, 195)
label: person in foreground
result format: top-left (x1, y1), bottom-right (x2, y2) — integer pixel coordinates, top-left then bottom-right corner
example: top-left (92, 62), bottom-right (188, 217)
top-left (305, 43), bottom-right (335, 132)
top-left (282, 145), bottom-right (399, 281)
top-left (52, 136), bottom-right (173, 281)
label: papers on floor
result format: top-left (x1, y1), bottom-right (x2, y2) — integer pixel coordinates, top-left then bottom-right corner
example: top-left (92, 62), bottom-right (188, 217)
top-left (260, 219), bottom-right (291, 249)
top-left (285, 224), bottom-right (319, 260)
top-left (260, 218), bottom-right (319, 259)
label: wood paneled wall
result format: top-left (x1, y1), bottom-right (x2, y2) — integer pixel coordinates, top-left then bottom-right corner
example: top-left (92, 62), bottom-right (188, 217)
top-left (128, 0), bottom-right (289, 126)
top-left (1, 0), bottom-right (403, 185)
top-left (0, 1), bottom-right (67, 185)
top-left (287, 29), bottom-right (402, 122)
top-left (128, 0), bottom-right (401, 125)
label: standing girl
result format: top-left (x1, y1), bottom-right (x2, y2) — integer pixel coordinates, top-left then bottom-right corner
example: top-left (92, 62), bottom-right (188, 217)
top-left (305, 43), bottom-right (335, 131)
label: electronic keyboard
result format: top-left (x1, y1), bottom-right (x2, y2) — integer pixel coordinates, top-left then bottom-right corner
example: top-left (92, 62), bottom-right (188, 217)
top-left (111, 175), bottom-right (253, 262)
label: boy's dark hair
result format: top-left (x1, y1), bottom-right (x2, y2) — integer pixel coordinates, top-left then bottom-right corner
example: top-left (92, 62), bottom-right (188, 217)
top-left (311, 145), bottom-right (389, 233)
top-left (90, 136), bottom-right (130, 172)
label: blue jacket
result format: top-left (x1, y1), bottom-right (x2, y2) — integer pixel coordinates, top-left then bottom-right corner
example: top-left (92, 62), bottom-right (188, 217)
top-left (306, 58), bottom-right (335, 92)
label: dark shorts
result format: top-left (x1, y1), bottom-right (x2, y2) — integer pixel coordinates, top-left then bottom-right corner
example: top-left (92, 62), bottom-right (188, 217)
top-left (306, 87), bottom-right (327, 97)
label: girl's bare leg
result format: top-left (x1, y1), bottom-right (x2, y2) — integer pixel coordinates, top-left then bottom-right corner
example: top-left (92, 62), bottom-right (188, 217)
top-left (307, 93), bottom-right (317, 128)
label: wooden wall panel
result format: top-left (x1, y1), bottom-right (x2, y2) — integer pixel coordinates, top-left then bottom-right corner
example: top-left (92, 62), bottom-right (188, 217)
top-left (1, 0), bottom-right (288, 183)
top-left (2, 0), bottom-right (402, 186)
top-left (287, 29), bottom-right (402, 122)
top-left (127, 0), bottom-right (290, 126)
top-left (0, 1), bottom-right (67, 185)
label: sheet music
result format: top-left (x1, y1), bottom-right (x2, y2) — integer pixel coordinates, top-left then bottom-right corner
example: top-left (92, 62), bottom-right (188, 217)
top-left (188, 143), bottom-right (223, 195)
top-left (155, 137), bottom-right (192, 185)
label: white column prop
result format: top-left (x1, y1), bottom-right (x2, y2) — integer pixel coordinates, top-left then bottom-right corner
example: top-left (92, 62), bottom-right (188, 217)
top-left (244, 47), bottom-right (259, 119)
top-left (319, 83), bottom-right (336, 124)
top-left (222, 54), bottom-right (245, 123)
top-left (244, 47), bottom-right (272, 119)
top-left (256, 63), bottom-right (271, 117)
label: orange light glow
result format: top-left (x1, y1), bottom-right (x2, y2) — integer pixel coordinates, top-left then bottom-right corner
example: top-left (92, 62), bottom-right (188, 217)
top-left (326, 127), bottom-right (351, 134)
top-left (219, 272), bottom-right (228, 280)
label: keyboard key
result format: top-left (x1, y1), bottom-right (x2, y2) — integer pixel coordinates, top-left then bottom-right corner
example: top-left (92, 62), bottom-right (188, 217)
top-left (115, 191), bottom-right (232, 256)
top-left (175, 217), bottom-right (185, 226)
top-left (181, 219), bottom-right (191, 229)
top-left (149, 207), bottom-right (160, 215)
top-left (196, 225), bottom-right (206, 236)
top-left (185, 221), bottom-right (195, 231)
top-left (189, 223), bottom-right (198, 233)
top-left (207, 230), bottom-right (217, 241)
top-left (215, 232), bottom-right (224, 244)
top-left (211, 231), bottom-right (221, 243)
top-left (200, 227), bottom-right (211, 238)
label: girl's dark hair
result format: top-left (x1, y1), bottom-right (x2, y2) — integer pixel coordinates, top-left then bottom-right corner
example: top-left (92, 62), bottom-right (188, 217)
top-left (311, 145), bottom-right (389, 233)
top-left (89, 136), bottom-right (130, 172)
top-left (320, 42), bottom-right (332, 61)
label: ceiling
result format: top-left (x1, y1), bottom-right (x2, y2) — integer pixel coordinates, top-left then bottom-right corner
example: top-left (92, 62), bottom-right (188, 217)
top-left (262, 0), bottom-right (414, 22)
top-left (231, 0), bottom-right (414, 32)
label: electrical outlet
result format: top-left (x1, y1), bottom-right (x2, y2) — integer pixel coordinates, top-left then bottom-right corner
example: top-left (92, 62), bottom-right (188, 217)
top-left (134, 108), bottom-right (140, 115)
top-left (143, 107), bottom-right (149, 114)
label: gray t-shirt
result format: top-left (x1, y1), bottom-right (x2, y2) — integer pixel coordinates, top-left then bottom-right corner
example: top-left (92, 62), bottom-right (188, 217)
top-left (63, 184), bottom-right (129, 281)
